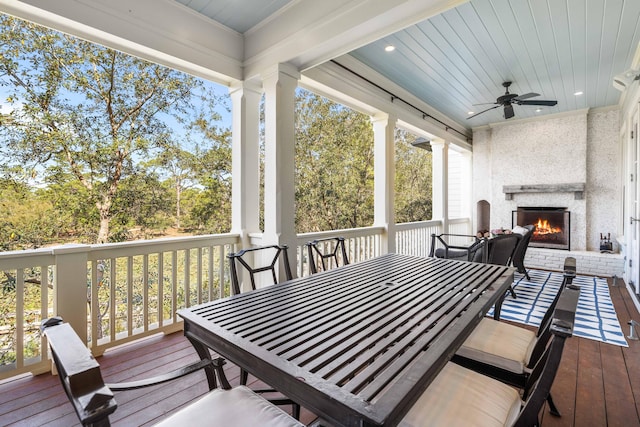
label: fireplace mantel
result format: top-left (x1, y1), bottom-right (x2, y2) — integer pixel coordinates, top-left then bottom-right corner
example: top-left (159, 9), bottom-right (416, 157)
top-left (503, 183), bottom-right (585, 200)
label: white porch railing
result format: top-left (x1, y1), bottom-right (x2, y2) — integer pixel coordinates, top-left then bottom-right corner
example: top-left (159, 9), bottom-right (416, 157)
top-left (0, 234), bottom-right (240, 380)
top-left (395, 220), bottom-right (443, 257)
top-left (447, 217), bottom-right (473, 236)
top-left (0, 218), bottom-right (471, 380)
top-left (86, 234), bottom-right (239, 355)
top-left (0, 248), bottom-right (55, 379)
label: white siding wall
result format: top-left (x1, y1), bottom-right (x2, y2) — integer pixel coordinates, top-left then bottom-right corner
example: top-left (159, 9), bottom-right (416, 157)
top-left (448, 149), bottom-right (463, 218)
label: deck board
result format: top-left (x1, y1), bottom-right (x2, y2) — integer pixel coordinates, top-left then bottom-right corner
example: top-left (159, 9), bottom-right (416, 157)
top-left (574, 338), bottom-right (607, 426)
top-left (1, 278), bottom-right (639, 426)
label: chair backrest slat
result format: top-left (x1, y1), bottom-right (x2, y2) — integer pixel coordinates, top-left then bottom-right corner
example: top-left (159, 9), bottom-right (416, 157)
top-left (306, 237), bottom-right (349, 274)
top-left (228, 245), bottom-right (293, 294)
top-left (487, 234), bottom-right (520, 265)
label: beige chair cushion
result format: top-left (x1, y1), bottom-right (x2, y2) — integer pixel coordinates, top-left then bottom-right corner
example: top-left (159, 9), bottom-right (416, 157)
top-left (456, 317), bottom-right (537, 373)
top-left (154, 385), bottom-right (303, 427)
top-left (399, 363), bottom-right (522, 427)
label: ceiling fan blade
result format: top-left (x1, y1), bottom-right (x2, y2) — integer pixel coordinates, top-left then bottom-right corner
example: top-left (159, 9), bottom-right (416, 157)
top-left (467, 105), bottom-right (501, 119)
top-left (472, 102), bottom-right (498, 106)
top-left (517, 99), bottom-right (557, 106)
top-left (504, 104), bottom-right (515, 119)
top-left (514, 92), bottom-right (540, 101)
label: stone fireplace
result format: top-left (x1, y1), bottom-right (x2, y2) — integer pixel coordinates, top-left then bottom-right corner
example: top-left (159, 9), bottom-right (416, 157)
top-left (471, 109), bottom-right (621, 263)
top-left (471, 111), bottom-right (617, 253)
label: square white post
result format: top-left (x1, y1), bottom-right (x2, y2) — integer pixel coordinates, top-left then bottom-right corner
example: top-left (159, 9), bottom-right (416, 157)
top-left (261, 63), bottom-right (300, 281)
top-left (431, 139), bottom-right (449, 232)
top-left (230, 80), bottom-right (262, 247)
top-left (459, 148), bottom-right (473, 233)
top-left (230, 81), bottom-right (262, 292)
top-left (53, 245), bottom-right (89, 343)
top-left (372, 113), bottom-right (397, 254)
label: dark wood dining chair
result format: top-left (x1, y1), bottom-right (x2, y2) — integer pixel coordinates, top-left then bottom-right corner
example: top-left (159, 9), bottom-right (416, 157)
top-left (511, 224), bottom-right (536, 280)
top-left (226, 244), bottom-right (300, 418)
top-left (400, 284), bottom-right (579, 426)
top-left (452, 257), bottom-right (577, 417)
top-left (472, 233), bottom-right (520, 264)
top-left (472, 233), bottom-right (520, 297)
top-left (40, 317), bottom-right (303, 427)
top-left (305, 236), bottom-right (349, 273)
top-left (429, 232), bottom-right (485, 261)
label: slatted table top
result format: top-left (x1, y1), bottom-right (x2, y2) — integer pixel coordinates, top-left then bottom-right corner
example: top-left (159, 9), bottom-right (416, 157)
top-left (178, 253), bottom-right (514, 427)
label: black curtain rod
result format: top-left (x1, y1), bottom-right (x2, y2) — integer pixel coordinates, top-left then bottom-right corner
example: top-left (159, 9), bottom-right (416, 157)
top-left (330, 60), bottom-right (470, 142)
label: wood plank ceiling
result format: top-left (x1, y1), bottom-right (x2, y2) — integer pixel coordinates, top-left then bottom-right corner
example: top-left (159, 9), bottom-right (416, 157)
top-left (179, 0), bottom-right (640, 130)
top-left (349, 0), bottom-right (640, 128)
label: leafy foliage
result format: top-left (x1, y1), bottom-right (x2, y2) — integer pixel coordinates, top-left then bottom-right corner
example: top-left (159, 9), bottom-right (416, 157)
top-left (295, 90), bottom-right (375, 232)
top-left (0, 178), bottom-right (61, 249)
top-left (294, 90), bottom-right (433, 232)
top-left (0, 14), bottom-right (228, 243)
top-left (395, 129), bottom-right (433, 222)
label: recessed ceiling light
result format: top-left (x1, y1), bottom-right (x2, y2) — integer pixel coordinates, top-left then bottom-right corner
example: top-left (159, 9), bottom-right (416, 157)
top-left (468, 111), bottom-right (474, 115)
top-left (536, 108), bottom-right (542, 112)
top-left (574, 91), bottom-right (583, 96)
top-left (384, 45), bottom-right (396, 52)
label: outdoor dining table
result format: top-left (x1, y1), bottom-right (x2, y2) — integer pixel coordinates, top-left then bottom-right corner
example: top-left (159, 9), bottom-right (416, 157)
top-left (178, 253), bottom-right (515, 427)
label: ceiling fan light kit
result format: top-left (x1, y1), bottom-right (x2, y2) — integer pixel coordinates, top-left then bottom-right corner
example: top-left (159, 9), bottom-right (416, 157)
top-left (468, 81), bottom-right (558, 120)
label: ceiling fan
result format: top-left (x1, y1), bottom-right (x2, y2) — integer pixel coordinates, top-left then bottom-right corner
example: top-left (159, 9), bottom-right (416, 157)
top-left (468, 81), bottom-right (557, 120)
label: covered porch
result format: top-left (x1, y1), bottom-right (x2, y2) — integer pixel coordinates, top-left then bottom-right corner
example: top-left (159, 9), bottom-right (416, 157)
top-left (1, 0), bottom-right (640, 425)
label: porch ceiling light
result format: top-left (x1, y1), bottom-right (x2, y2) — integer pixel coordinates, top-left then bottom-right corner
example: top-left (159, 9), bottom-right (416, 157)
top-left (385, 45), bottom-right (396, 52)
top-left (574, 91), bottom-right (583, 96)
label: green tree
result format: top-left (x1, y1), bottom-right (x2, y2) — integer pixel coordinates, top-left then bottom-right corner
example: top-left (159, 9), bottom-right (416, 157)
top-left (185, 144), bottom-right (232, 233)
top-left (110, 171), bottom-right (174, 240)
top-left (38, 171), bottom-right (99, 243)
top-left (0, 177), bottom-right (59, 250)
top-left (295, 89), bottom-right (375, 232)
top-left (148, 147), bottom-right (199, 230)
top-left (148, 106), bottom-right (232, 232)
top-left (394, 130), bottom-right (433, 222)
top-left (0, 15), bottom-right (216, 243)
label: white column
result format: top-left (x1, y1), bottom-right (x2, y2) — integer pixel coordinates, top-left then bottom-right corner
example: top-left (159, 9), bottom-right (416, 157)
top-left (229, 80), bottom-right (262, 249)
top-left (261, 63), bottom-right (300, 278)
top-left (53, 245), bottom-right (89, 343)
top-left (431, 139), bottom-right (449, 232)
top-left (372, 113), bottom-right (397, 254)
top-left (459, 148), bottom-right (473, 233)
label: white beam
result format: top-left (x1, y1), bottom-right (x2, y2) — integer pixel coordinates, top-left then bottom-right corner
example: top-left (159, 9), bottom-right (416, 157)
top-left (0, 0), bottom-right (243, 84)
top-left (303, 58), bottom-right (471, 148)
top-left (244, 0), bottom-right (470, 78)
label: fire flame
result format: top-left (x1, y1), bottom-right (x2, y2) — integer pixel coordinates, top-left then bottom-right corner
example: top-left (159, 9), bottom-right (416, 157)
top-left (535, 218), bottom-right (562, 235)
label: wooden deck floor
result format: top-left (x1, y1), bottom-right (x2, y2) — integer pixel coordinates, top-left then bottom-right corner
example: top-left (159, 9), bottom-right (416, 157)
top-left (1, 279), bottom-right (639, 426)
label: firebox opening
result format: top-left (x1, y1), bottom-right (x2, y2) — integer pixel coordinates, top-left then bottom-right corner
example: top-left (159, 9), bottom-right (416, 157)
top-left (512, 207), bottom-right (570, 250)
